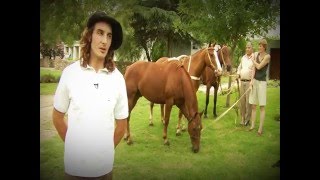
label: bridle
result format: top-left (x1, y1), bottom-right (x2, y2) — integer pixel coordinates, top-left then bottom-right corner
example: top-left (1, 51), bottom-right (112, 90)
top-left (206, 48), bottom-right (217, 71)
top-left (219, 45), bottom-right (227, 68)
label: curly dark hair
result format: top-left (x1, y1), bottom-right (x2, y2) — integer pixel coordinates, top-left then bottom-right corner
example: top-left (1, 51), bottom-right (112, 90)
top-left (79, 27), bottom-right (115, 72)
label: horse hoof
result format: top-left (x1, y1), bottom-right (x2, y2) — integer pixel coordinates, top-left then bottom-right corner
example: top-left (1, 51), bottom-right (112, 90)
top-left (176, 131), bottom-right (181, 136)
top-left (181, 127), bottom-right (187, 132)
top-left (149, 122), bottom-right (154, 126)
top-left (164, 141), bottom-right (170, 146)
top-left (126, 140), bottom-right (133, 145)
top-left (204, 114), bottom-right (208, 118)
top-left (123, 136), bottom-right (128, 141)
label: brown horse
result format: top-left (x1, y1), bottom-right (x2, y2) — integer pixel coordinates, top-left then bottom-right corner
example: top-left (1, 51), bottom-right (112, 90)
top-left (149, 48), bottom-right (217, 135)
top-left (201, 45), bottom-right (233, 118)
top-left (124, 60), bottom-right (203, 153)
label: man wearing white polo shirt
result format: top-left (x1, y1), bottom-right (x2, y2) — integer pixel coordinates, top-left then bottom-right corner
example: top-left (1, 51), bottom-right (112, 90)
top-left (52, 11), bottom-right (128, 179)
top-left (237, 42), bottom-right (255, 126)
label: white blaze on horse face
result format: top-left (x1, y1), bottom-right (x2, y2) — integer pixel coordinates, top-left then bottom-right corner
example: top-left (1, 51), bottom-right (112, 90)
top-left (213, 50), bottom-right (222, 71)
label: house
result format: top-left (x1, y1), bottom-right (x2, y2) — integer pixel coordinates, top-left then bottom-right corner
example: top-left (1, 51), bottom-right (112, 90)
top-left (63, 41), bottom-right (81, 60)
top-left (267, 39), bottom-right (280, 80)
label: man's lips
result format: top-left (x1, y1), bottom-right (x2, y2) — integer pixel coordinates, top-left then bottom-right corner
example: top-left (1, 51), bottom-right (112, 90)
top-left (99, 47), bottom-right (107, 53)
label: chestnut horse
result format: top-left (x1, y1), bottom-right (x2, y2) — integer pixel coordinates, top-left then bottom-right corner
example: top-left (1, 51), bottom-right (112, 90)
top-left (201, 45), bottom-right (233, 118)
top-left (149, 48), bottom-right (217, 135)
top-left (124, 60), bottom-right (203, 153)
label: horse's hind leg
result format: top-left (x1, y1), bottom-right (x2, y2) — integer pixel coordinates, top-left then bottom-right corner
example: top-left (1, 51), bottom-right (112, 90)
top-left (204, 84), bottom-right (210, 118)
top-left (149, 102), bottom-right (154, 126)
top-left (163, 102), bottom-right (173, 146)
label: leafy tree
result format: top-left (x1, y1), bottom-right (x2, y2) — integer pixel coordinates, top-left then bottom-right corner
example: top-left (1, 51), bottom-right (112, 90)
top-left (129, 0), bottom-right (181, 61)
top-left (178, 0), bottom-right (279, 106)
top-left (178, 0), bottom-right (280, 55)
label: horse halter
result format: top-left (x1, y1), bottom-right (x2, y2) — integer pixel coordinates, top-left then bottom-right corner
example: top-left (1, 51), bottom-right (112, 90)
top-left (206, 48), bottom-right (217, 70)
top-left (187, 112), bottom-right (198, 123)
top-left (219, 46), bottom-right (227, 67)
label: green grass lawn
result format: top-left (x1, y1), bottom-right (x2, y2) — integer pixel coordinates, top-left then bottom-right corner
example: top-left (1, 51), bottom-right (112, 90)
top-left (40, 83), bottom-right (58, 95)
top-left (40, 84), bottom-right (280, 180)
top-left (40, 67), bottom-right (62, 79)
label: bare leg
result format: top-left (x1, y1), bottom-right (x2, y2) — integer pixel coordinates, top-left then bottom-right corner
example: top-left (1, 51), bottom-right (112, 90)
top-left (249, 104), bottom-right (256, 130)
top-left (258, 106), bottom-right (265, 134)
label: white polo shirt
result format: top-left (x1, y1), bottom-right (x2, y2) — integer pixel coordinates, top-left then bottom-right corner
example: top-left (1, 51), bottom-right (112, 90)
top-left (237, 53), bottom-right (255, 80)
top-left (53, 60), bottom-right (129, 177)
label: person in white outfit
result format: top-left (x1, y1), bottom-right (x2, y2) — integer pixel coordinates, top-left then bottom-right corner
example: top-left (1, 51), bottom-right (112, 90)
top-left (52, 11), bottom-right (128, 179)
top-left (237, 42), bottom-right (255, 126)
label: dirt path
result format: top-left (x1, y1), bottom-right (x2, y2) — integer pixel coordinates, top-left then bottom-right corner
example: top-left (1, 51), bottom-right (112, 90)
top-left (40, 95), bottom-right (57, 141)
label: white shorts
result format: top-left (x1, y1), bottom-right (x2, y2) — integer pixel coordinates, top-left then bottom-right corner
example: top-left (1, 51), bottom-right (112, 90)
top-left (249, 79), bottom-right (267, 106)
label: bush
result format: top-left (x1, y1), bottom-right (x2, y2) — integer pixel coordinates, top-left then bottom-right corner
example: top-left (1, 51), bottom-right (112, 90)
top-left (40, 74), bottom-right (60, 83)
top-left (267, 79), bottom-right (280, 87)
top-left (115, 61), bottom-right (133, 75)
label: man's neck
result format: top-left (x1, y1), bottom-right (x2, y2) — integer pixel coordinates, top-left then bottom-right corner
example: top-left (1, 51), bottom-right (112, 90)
top-left (89, 57), bottom-right (105, 72)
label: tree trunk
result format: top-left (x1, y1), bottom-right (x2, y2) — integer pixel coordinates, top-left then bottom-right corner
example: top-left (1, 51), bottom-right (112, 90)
top-left (143, 45), bottom-right (151, 61)
top-left (167, 32), bottom-right (172, 57)
top-left (225, 41), bottom-right (237, 107)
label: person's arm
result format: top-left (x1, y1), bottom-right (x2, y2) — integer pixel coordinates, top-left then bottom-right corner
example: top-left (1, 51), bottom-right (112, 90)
top-left (114, 72), bottom-right (129, 148)
top-left (52, 108), bottom-right (67, 142)
top-left (114, 119), bottom-right (127, 147)
top-left (52, 67), bottom-right (69, 142)
top-left (252, 54), bottom-right (270, 70)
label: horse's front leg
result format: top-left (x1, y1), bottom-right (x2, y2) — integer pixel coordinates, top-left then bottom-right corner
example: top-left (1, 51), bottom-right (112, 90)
top-left (163, 102), bottom-right (173, 146)
top-left (160, 104), bottom-right (165, 125)
top-left (213, 84), bottom-right (218, 118)
top-left (176, 110), bottom-right (187, 136)
top-left (149, 101), bottom-right (154, 126)
top-left (125, 94), bottom-right (140, 145)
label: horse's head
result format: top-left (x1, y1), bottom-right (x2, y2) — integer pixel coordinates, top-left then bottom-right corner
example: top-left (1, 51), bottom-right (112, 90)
top-left (187, 110), bottom-right (203, 153)
top-left (202, 47), bottom-right (217, 72)
top-left (218, 45), bottom-right (232, 72)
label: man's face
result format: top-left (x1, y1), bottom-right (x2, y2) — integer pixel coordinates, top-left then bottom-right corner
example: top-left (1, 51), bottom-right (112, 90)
top-left (90, 22), bottom-right (112, 60)
top-left (245, 45), bottom-right (253, 56)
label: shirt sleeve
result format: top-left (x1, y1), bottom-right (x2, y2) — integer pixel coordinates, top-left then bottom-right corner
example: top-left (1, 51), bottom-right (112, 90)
top-left (237, 56), bottom-right (243, 75)
top-left (53, 69), bottom-right (70, 113)
top-left (114, 74), bottom-right (129, 120)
